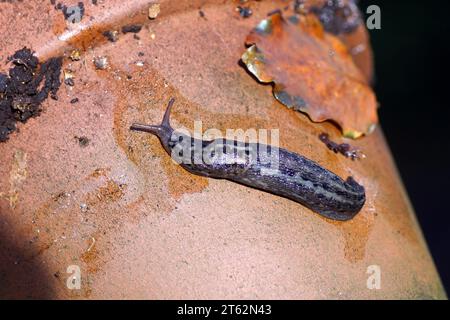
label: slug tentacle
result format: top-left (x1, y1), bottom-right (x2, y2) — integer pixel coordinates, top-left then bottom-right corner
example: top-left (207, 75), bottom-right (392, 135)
top-left (130, 98), bottom-right (366, 221)
top-left (162, 97), bottom-right (175, 127)
top-left (129, 124), bottom-right (165, 136)
top-left (130, 98), bottom-right (175, 153)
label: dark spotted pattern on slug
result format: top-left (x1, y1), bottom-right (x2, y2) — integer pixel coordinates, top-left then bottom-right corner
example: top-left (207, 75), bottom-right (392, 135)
top-left (130, 99), bottom-right (366, 221)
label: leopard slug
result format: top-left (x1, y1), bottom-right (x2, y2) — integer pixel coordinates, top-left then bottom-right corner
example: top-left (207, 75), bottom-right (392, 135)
top-left (130, 98), bottom-right (366, 221)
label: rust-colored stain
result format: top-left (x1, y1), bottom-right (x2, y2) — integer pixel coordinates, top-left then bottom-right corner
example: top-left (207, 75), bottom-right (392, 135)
top-left (77, 233), bottom-right (104, 298)
top-left (0, 0), bottom-right (446, 299)
top-left (88, 167), bottom-right (111, 179)
top-left (87, 180), bottom-right (126, 205)
top-left (242, 11), bottom-right (378, 138)
top-left (28, 193), bottom-right (71, 261)
top-left (80, 236), bottom-right (100, 274)
top-left (337, 213), bottom-right (374, 263)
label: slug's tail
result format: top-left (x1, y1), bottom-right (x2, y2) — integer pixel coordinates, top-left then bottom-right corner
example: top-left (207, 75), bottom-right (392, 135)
top-left (130, 98), bottom-right (175, 137)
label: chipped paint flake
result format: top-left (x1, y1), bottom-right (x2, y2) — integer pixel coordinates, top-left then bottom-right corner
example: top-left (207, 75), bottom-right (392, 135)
top-left (242, 11), bottom-right (378, 138)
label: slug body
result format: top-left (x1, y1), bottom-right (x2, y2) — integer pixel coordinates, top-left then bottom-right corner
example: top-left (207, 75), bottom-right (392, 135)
top-left (130, 99), bottom-right (366, 221)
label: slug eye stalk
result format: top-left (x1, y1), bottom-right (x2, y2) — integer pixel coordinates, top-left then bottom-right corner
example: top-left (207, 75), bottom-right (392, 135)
top-left (130, 98), bottom-right (176, 138)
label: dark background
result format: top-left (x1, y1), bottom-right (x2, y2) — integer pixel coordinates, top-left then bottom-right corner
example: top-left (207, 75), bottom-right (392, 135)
top-left (359, 0), bottom-right (450, 293)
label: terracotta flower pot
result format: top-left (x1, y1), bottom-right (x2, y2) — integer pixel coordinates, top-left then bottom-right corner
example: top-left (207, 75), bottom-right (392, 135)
top-left (0, 0), bottom-right (446, 299)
